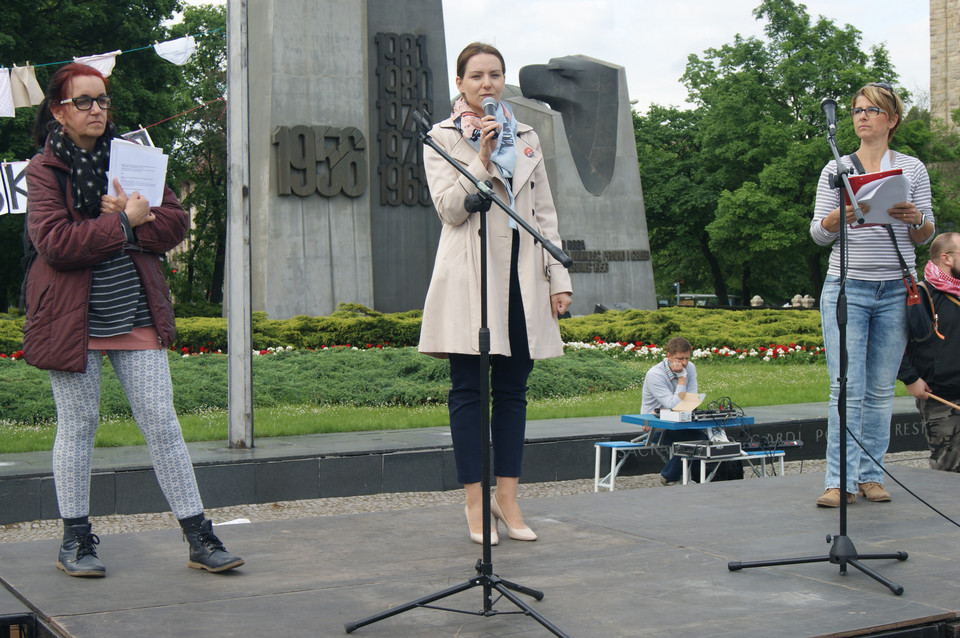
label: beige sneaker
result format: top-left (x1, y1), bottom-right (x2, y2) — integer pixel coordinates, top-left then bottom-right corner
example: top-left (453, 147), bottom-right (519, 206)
top-left (858, 482), bottom-right (891, 502)
top-left (816, 488), bottom-right (856, 508)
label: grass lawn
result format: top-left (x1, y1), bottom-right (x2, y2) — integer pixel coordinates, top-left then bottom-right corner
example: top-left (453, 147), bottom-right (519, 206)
top-left (0, 355), bottom-right (904, 454)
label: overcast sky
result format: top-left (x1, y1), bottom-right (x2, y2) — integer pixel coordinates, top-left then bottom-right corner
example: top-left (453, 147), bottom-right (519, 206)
top-left (187, 1), bottom-right (930, 112)
top-left (440, 0), bottom-right (931, 113)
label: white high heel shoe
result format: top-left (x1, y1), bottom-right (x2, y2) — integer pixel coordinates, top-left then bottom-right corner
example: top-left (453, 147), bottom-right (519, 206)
top-left (464, 505), bottom-right (499, 545)
top-left (490, 493), bottom-right (537, 541)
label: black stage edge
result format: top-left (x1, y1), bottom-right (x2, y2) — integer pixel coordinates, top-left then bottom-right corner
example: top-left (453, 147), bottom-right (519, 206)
top-left (1, 467), bottom-right (959, 637)
top-left (0, 400), bottom-right (928, 526)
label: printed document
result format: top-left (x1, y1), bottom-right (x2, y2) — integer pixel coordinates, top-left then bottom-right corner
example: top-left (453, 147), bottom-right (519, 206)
top-left (107, 138), bottom-right (168, 207)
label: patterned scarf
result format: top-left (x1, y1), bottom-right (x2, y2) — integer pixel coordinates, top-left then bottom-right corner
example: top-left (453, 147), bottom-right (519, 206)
top-left (47, 121), bottom-right (116, 217)
top-left (452, 96), bottom-right (518, 179)
top-left (924, 259), bottom-right (960, 298)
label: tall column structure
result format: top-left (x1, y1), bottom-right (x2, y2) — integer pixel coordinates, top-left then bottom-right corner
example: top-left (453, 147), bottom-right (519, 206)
top-left (931, 0), bottom-right (960, 128)
top-left (244, 0), bottom-right (446, 318)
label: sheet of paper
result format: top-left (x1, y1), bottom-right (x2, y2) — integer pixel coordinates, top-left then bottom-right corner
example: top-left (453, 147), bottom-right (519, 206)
top-left (107, 138), bottom-right (168, 206)
top-left (850, 173), bottom-right (910, 227)
top-left (674, 392), bottom-right (706, 412)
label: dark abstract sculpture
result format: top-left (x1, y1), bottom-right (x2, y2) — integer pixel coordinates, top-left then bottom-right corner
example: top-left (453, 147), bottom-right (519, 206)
top-left (519, 55), bottom-right (619, 195)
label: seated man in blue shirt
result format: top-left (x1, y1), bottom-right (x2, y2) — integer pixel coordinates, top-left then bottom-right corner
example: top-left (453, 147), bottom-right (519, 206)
top-left (640, 337), bottom-right (707, 485)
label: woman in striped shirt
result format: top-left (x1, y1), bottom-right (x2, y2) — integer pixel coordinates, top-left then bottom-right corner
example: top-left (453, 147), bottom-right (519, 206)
top-left (810, 82), bottom-right (934, 508)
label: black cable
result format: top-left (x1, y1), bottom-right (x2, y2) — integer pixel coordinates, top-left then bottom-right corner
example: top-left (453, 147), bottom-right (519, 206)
top-left (844, 423), bottom-right (960, 528)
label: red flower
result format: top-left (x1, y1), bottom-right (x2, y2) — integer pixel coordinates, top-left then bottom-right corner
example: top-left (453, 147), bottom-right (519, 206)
top-left (181, 346), bottom-right (190, 354)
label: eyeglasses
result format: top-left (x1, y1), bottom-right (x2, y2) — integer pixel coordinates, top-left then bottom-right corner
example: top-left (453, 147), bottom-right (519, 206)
top-left (59, 95), bottom-right (112, 111)
top-left (853, 106), bottom-right (886, 117)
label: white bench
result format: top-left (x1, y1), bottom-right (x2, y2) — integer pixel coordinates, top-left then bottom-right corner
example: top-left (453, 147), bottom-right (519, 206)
top-left (593, 433), bottom-right (669, 491)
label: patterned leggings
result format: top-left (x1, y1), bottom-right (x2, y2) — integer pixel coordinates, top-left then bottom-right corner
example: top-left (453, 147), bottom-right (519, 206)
top-left (49, 350), bottom-right (203, 520)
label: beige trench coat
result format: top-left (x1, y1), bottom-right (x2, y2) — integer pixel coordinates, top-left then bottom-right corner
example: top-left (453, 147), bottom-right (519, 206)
top-left (418, 115), bottom-right (573, 360)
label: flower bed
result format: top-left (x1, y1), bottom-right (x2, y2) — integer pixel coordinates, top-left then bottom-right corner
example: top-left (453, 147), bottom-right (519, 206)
top-left (564, 338), bottom-right (824, 363)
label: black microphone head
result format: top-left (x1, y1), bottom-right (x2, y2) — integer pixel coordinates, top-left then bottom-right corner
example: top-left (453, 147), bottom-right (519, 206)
top-left (820, 97), bottom-right (837, 116)
top-left (481, 97), bottom-right (498, 117)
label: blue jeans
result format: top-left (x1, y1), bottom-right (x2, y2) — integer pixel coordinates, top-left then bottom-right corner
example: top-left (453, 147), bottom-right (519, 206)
top-left (820, 276), bottom-right (906, 493)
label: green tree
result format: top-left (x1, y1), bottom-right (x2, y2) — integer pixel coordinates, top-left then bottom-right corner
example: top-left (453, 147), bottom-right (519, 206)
top-left (0, 0), bottom-right (184, 312)
top-left (634, 106), bottom-right (730, 304)
top-left (164, 4), bottom-right (228, 304)
top-left (638, 0), bottom-right (902, 305)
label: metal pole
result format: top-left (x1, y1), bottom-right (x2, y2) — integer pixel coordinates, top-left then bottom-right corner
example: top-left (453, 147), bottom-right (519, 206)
top-left (226, 0), bottom-right (254, 448)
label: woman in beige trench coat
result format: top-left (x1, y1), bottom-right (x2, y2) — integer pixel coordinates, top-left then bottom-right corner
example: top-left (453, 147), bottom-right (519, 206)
top-left (419, 43), bottom-right (573, 545)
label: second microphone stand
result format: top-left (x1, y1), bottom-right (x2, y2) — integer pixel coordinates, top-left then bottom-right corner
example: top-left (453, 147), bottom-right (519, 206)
top-left (727, 111), bottom-right (908, 594)
top-left (346, 110), bottom-right (572, 636)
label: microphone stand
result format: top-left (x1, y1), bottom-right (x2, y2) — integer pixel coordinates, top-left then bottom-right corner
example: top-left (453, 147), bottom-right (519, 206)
top-left (345, 110), bottom-right (572, 636)
top-left (727, 108), bottom-right (907, 594)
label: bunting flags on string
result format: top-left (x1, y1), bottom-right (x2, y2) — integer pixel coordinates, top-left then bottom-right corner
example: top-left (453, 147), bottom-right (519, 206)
top-left (10, 65), bottom-right (44, 107)
top-left (0, 70), bottom-right (14, 117)
top-left (154, 36), bottom-right (197, 66)
top-left (73, 50), bottom-right (122, 77)
top-left (0, 27), bottom-right (223, 115)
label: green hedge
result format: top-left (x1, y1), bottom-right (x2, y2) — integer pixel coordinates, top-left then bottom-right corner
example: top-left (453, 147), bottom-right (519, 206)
top-left (0, 305), bottom-right (825, 356)
top-left (0, 315), bottom-right (25, 355)
top-left (558, 307), bottom-right (824, 350)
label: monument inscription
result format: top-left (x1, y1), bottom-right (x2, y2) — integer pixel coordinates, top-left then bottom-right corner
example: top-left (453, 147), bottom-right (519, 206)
top-left (272, 125), bottom-right (367, 198)
top-left (375, 32), bottom-right (432, 207)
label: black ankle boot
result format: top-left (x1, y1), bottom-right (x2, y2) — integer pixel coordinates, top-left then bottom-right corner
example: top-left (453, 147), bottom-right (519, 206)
top-left (179, 516), bottom-right (244, 573)
top-left (57, 523), bottom-right (105, 577)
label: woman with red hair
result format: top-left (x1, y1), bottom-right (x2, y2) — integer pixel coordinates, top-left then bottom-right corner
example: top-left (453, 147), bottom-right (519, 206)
top-left (24, 63), bottom-right (243, 577)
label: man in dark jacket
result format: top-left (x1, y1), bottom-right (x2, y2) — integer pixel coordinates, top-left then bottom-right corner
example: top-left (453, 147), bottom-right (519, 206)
top-left (898, 232), bottom-right (960, 472)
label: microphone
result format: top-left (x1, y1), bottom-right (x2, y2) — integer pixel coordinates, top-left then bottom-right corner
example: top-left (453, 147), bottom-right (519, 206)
top-left (821, 97), bottom-right (837, 136)
top-left (481, 97), bottom-right (499, 138)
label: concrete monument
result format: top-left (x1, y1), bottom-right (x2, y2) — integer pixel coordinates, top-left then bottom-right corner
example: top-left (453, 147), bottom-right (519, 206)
top-left (245, 0), bottom-right (446, 318)
top-left (514, 55), bottom-right (657, 314)
top-left (242, 2), bottom-right (654, 319)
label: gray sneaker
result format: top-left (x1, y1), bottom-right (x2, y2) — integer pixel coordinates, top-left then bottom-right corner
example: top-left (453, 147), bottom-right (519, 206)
top-left (659, 475), bottom-right (678, 486)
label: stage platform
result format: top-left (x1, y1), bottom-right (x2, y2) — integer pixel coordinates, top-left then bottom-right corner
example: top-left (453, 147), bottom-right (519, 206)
top-left (0, 398), bottom-right (929, 525)
top-left (2, 466), bottom-right (959, 637)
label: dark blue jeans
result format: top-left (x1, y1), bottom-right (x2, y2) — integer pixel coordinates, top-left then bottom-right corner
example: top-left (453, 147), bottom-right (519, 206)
top-left (448, 230), bottom-right (533, 484)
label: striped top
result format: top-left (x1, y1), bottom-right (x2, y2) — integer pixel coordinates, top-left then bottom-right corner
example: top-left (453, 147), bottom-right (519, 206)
top-left (88, 253), bottom-right (153, 338)
top-left (810, 151), bottom-right (934, 280)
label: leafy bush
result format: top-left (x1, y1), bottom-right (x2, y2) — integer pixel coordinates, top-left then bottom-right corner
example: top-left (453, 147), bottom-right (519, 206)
top-left (172, 300), bottom-right (223, 318)
top-left (0, 347), bottom-right (646, 425)
top-left (0, 305), bottom-right (825, 356)
top-left (0, 316), bottom-right (24, 355)
top-left (559, 307), bottom-right (824, 349)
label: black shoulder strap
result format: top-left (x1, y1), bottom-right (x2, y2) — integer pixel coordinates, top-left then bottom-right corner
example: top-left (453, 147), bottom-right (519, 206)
top-left (848, 153), bottom-right (866, 175)
top-left (918, 281), bottom-right (945, 339)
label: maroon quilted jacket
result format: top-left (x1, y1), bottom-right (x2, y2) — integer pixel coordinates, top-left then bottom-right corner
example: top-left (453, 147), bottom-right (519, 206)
top-left (22, 140), bottom-right (189, 373)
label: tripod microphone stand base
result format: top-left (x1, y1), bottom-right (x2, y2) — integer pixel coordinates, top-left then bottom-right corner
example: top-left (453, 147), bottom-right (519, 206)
top-left (344, 558), bottom-right (569, 636)
top-left (728, 534), bottom-right (908, 595)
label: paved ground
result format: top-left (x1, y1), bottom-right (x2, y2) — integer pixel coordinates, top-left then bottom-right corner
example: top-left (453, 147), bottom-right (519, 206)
top-left (0, 451), bottom-right (930, 544)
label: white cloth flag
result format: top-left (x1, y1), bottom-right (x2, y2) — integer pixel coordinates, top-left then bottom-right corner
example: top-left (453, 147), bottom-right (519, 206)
top-left (153, 36), bottom-right (196, 65)
top-left (0, 69), bottom-right (15, 117)
top-left (73, 50), bottom-right (121, 77)
top-left (10, 65), bottom-right (44, 107)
